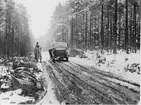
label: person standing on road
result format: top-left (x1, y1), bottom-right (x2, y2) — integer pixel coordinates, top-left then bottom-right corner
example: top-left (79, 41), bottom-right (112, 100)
top-left (34, 42), bottom-right (42, 62)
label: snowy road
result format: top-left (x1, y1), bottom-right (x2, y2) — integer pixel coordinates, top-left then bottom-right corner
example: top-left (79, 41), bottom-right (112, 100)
top-left (41, 60), bottom-right (140, 105)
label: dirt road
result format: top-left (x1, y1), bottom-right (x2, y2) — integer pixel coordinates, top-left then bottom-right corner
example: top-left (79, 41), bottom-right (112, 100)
top-left (43, 61), bottom-right (140, 105)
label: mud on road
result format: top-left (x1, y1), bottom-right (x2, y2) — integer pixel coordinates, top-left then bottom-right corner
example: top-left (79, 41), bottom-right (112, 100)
top-left (44, 61), bottom-right (140, 105)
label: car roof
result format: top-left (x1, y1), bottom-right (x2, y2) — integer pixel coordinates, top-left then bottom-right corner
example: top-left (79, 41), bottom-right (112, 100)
top-left (52, 42), bottom-right (67, 48)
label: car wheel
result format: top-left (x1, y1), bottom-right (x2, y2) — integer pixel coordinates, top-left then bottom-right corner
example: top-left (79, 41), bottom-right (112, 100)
top-left (52, 59), bottom-right (55, 62)
top-left (66, 57), bottom-right (68, 62)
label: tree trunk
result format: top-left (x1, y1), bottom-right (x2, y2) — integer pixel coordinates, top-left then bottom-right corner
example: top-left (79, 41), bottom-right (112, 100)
top-left (113, 0), bottom-right (117, 54)
top-left (101, 0), bottom-right (104, 52)
top-left (107, 6), bottom-right (110, 52)
top-left (118, 14), bottom-right (121, 50)
top-left (85, 11), bottom-right (88, 49)
top-left (133, 2), bottom-right (137, 53)
top-left (75, 15), bottom-right (78, 48)
top-left (89, 12), bottom-right (92, 50)
top-left (109, 7), bottom-right (113, 52)
top-left (125, 0), bottom-right (129, 54)
top-left (70, 19), bottom-right (74, 48)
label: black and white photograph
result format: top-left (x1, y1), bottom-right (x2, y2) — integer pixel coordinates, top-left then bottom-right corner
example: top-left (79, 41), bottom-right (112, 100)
top-left (0, 0), bottom-right (140, 104)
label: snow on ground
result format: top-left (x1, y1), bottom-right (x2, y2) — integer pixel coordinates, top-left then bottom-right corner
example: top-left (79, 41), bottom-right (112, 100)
top-left (0, 66), bottom-right (9, 77)
top-left (42, 51), bottom-right (50, 61)
top-left (39, 52), bottom-right (68, 105)
top-left (0, 52), bottom-right (59, 105)
top-left (37, 78), bottom-right (60, 105)
top-left (0, 89), bottom-right (34, 105)
top-left (37, 61), bottom-right (60, 105)
top-left (0, 57), bottom-right (46, 104)
top-left (41, 50), bottom-right (140, 84)
top-left (39, 50), bottom-right (140, 104)
top-left (70, 50), bottom-right (140, 85)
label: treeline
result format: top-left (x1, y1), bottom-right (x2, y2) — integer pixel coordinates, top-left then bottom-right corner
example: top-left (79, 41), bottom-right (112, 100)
top-left (0, 0), bottom-right (32, 57)
top-left (50, 0), bottom-right (140, 54)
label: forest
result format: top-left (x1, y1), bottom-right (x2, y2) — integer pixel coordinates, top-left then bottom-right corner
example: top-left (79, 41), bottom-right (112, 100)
top-left (50, 0), bottom-right (140, 54)
top-left (0, 0), bottom-right (140, 57)
top-left (0, 0), bottom-right (32, 58)
top-left (0, 0), bottom-right (140, 104)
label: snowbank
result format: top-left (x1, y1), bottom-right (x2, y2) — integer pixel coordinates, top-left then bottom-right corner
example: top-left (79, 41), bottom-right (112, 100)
top-left (0, 57), bottom-right (46, 104)
top-left (0, 89), bottom-right (34, 105)
top-left (70, 50), bottom-right (140, 85)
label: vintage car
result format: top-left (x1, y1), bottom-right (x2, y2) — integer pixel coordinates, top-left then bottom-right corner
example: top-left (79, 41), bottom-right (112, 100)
top-left (49, 42), bottom-right (69, 62)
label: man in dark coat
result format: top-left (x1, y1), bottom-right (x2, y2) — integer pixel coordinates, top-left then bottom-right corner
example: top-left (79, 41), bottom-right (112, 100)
top-left (34, 42), bottom-right (42, 62)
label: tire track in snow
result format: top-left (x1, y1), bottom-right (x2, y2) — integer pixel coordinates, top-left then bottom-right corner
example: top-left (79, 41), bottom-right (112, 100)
top-left (48, 61), bottom-right (99, 104)
top-left (68, 61), bottom-right (140, 92)
top-left (58, 62), bottom-right (130, 104)
top-left (36, 62), bottom-right (60, 105)
top-left (44, 61), bottom-right (140, 104)
top-left (63, 62), bottom-right (140, 104)
top-left (72, 61), bottom-right (140, 87)
top-left (49, 61), bottom-right (118, 104)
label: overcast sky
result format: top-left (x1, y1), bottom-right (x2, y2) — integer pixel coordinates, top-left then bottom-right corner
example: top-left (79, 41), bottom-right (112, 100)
top-left (21, 0), bottom-right (66, 39)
